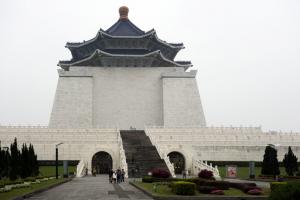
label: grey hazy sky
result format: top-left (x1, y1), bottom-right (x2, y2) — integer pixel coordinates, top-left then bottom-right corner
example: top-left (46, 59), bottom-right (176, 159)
top-left (0, 0), bottom-right (299, 132)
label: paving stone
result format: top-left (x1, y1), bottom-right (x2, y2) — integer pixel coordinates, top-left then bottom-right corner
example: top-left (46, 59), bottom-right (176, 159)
top-left (26, 175), bottom-right (152, 200)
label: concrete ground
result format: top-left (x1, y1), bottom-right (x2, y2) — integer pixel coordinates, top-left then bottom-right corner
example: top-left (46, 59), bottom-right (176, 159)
top-left (27, 175), bottom-right (152, 200)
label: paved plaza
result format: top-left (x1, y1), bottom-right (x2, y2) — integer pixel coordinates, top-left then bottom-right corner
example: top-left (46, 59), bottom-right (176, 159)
top-left (27, 175), bottom-right (152, 200)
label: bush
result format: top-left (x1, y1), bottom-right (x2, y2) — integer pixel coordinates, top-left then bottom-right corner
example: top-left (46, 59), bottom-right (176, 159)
top-left (229, 182), bottom-right (261, 193)
top-left (198, 169), bottom-right (214, 179)
top-left (270, 182), bottom-right (287, 191)
top-left (142, 176), bottom-right (153, 183)
top-left (171, 181), bottom-right (196, 195)
top-left (198, 186), bottom-right (217, 194)
top-left (203, 180), bottom-right (230, 190)
top-left (269, 181), bottom-right (300, 200)
top-left (151, 169), bottom-right (170, 178)
top-left (210, 189), bottom-right (224, 195)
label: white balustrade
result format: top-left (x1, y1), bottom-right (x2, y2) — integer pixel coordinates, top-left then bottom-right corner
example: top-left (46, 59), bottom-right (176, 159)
top-left (193, 159), bottom-right (220, 180)
top-left (76, 160), bottom-right (86, 177)
top-left (145, 129), bottom-right (176, 177)
top-left (118, 131), bottom-right (128, 178)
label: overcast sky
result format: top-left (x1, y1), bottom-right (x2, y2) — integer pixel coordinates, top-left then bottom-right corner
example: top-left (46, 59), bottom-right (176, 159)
top-left (0, 0), bottom-right (299, 132)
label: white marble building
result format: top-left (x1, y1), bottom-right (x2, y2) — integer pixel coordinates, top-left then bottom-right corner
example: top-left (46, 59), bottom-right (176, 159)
top-left (0, 7), bottom-right (299, 176)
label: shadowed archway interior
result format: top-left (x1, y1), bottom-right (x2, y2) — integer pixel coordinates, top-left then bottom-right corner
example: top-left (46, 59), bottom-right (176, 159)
top-left (167, 151), bottom-right (185, 174)
top-left (92, 151), bottom-right (113, 174)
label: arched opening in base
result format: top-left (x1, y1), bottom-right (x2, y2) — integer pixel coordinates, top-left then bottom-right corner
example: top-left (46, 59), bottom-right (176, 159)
top-left (167, 151), bottom-right (185, 174)
top-left (91, 151), bottom-right (113, 174)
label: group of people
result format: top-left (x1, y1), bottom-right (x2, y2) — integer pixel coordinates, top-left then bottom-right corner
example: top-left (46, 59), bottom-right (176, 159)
top-left (108, 169), bottom-right (125, 183)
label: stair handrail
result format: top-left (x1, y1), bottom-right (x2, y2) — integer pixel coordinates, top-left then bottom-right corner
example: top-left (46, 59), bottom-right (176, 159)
top-left (118, 131), bottom-right (128, 178)
top-left (193, 159), bottom-right (220, 179)
top-left (164, 155), bottom-right (176, 178)
top-left (76, 160), bottom-right (86, 177)
top-left (145, 129), bottom-right (176, 177)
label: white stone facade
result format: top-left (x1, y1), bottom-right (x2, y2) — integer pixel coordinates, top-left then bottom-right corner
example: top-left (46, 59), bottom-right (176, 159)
top-left (0, 126), bottom-right (120, 172)
top-left (1, 126), bottom-right (299, 174)
top-left (49, 66), bottom-right (206, 129)
top-left (1, 65), bottom-right (299, 175)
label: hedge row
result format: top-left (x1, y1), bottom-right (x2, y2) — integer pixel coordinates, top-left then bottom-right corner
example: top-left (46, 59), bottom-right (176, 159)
top-left (170, 181), bottom-right (196, 195)
top-left (0, 175), bottom-right (55, 188)
top-left (142, 176), bottom-right (230, 190)
top-left (269, 181), bottom-right (300, 200)
top-left (229, 182), bottom-right (262, 194)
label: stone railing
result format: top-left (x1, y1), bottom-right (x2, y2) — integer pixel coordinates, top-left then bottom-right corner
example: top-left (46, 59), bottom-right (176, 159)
top-left (0, 125), bottom-right (48, 129)
top-left (145, 130), bottom-right (176, 177)
top-left (118, 131), bottom-right (128, 178)
top-left (164, 155), bottom-right (176, 178)
top-left (193, 159), bottom-right (220, 180)
top-left (76, 160), bottom-right (87, 177)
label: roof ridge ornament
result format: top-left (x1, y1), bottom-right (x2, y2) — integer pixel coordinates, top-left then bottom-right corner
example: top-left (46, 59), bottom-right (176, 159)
top-left (119, 6), bottom-right (129, 20)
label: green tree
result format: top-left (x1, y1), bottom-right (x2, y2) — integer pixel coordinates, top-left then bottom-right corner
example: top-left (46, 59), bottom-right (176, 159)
top-left (261, 145), bottom-right (280, 176)
top-left (283, 146), bottom-right (298, 176)
top-left (0, 148), bottom-right (10, 179)
top-left (20, 144), bottom-right (30, 178)
top-left (28, 144), bottom-right (39, 176)
top-left (9, 138), bottom-right (21, 180)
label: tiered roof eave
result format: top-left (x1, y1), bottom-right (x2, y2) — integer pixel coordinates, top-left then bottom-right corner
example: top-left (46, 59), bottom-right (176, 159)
top-left (58, 49), bottom-right (192, 71)
top-left (65, 29), bottom-right (185, 50)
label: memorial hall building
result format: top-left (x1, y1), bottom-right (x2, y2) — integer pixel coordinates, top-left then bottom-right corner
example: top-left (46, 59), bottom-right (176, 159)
top-left (0, 7), bottom-right (299, 177)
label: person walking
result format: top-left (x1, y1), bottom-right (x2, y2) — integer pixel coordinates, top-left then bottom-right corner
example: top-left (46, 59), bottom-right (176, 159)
top-left (121, 169), bottom-right (125, 182)
top-left (108, 169), bottom-right (113, 183)
top-left (112, 171), bottom-right (117, 183)
top-left (182, 169), bottom-right (187, 179)
top-left (117, 169), bottom-right (121, 184)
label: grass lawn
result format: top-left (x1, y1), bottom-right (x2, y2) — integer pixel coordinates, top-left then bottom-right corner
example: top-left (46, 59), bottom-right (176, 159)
top-left (0, 178), bottom-right (67, 200)
top-left (218, 166), bottom-right (287, 179)
top-left (0, 166), bottom-right (76, 186)
top-left (0, 165), bottom-right (75, 200)
top-left (134, 182), bottom-right (270, 197)
top-left (39, 165), bottom-right (76, 177)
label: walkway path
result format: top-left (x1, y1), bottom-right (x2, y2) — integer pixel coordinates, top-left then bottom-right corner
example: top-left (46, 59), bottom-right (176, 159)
top-left (27, 175), bottom-right (152, 200)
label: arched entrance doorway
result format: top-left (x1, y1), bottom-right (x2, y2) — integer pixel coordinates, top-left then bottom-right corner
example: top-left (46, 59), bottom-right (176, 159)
top-left (91, 151), bottom-right (112, 174)
top-left (167, 151), bottom-right (185, 174)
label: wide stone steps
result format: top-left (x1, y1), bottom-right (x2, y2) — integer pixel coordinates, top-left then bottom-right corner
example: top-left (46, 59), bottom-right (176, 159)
top-left (120, 130), bottom-right (170, 177)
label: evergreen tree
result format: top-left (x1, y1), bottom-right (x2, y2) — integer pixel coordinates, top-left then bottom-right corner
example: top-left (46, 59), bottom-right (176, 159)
top-left (28, 144), bottom-right (39, 176)
top-left (0, 148), bottom-right (10, 179)
top-left (9, 138), bottom-right (21, 180)
top-left (283, 146), bottom-right (298, 176)
top-left (20, 144), bottom-right (30, 178)
top-left (0, 149), bottom-right (3, 179)
top-left (261, 145), bottom-right (280, 176)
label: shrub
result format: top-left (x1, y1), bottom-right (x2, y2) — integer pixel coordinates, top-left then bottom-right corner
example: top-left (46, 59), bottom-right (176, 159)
top-left (198, 186), bottom-right (217, 194)
top-left (202, 180), bottom-right (230, 190)
top-left (210, 189), bottom-right (224, 195)
top-left (171, 181), bottom-right (196, 195)
top-left (269, 181), bottom-right (300, 200)
top-left (247, 188), bottom-right (262, 195)
top-left (151, 169), bottom-right (170, 178)
top-left (270, 182), bottom-right (287, 191)
top-left (229, 182), bottom-right (261, 193)
top-left (142, 176), bottom-right (153, 183)
top-left (198, 169), bottom-right (214, 179)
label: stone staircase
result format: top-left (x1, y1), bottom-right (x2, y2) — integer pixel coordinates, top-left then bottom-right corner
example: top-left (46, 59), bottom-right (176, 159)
top-left (120, 130), bottom-right (170, 177)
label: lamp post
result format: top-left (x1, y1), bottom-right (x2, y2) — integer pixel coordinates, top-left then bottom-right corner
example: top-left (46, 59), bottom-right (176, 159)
top-left (55, 142), bottom-right (63, 179)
